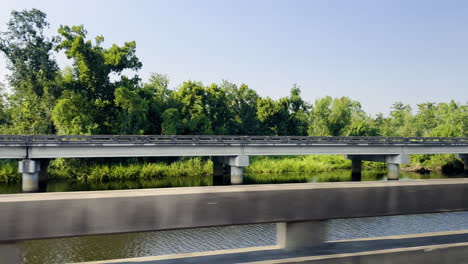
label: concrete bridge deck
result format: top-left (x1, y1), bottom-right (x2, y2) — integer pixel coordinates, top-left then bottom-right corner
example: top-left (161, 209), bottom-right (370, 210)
top-left (1, 135), bottom-right (468, 159)
top-left (1, 135), bottom-right (467, 191)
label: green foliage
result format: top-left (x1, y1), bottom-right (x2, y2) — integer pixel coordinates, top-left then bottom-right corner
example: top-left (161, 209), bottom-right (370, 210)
top-left (408, 154), bottom-right (463, 172)
top-left (0, 9), bottom-right (60, 134)
top-left (0, 161), bottom-right (20, 184)
top-left (161, 108), bottom-right (181, 135)
top-left (0, 8), bottom-right (466, 184)
top-left (246, 155), bottom-right (352, 174)
top-left (53, 24), bottom-right (142, 135)
top-left (257, 97), bottom-right (289, 135)
top-left (48, 158), bottom-right (212, 183)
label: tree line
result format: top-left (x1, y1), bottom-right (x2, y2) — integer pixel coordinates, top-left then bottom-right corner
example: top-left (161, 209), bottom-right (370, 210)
top-left (0, 9), bottom-right (466, 137)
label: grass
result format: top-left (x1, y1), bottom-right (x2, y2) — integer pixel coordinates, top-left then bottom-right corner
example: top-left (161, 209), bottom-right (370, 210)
top-left (48, 157), bottom-right (213, 183)
top-left (245, 155), bottom-right (386, 174)
top-left (246, 154), bottom-right (464, 174)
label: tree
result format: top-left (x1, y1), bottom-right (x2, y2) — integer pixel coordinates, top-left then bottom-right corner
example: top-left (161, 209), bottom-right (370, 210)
top-left (161, 108), bottom-right (181, 135)
top-left (387, 102), bottom-right (416, 136)
top-left (430, 101), bottom-right (467, 137)
top-left (343, 101), bottom-right (378, 136)
top-left (257, 97), bottom-right (289, 135)
top-left (308, 96), bottom-right (354, 136)
top-left (222, 81), bottom-right (261, 135)
top-left (0, 9), bottom-right (60, 134)
top-left (173, 81), bottom-right (212, 134)
top-left (140, 73), bottom-right (173, 134)
top-left (205, 83), bottom-right (232, 135)
top-left (53, 25), bottom-right (142, 134)
top-left (51, 91), bottom-right (98, 135)
top-left (285, 85), bottom-right (309, 136)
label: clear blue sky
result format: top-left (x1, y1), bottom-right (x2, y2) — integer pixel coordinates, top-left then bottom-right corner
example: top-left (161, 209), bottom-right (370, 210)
top-left (1, 0), bottom-right (467, 115)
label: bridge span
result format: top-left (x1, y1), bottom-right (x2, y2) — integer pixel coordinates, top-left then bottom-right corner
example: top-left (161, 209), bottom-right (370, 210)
top-left (0, 135), bottom-right (467, 191)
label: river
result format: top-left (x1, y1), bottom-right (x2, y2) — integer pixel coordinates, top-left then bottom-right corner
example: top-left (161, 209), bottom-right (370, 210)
top-left (0, 170), bottom-right (466, 263)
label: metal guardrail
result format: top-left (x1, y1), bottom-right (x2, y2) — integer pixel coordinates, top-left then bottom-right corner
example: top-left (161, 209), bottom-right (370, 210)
top-left (0, 135), bottom-right (467, 145)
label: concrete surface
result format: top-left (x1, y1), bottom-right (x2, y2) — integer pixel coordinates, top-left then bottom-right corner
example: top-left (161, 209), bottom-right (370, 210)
top-left (1, 179), bottom-right (468, 242)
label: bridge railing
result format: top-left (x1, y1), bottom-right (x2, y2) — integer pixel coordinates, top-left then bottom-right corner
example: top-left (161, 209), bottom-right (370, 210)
top-left (0, 135), bottom-right (467, 145)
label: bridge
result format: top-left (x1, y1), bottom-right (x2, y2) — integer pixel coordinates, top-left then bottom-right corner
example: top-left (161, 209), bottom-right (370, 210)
top-left (2, 179), bottom-right (468, 263)
top-left (0, 135), bottom-right (467, 191)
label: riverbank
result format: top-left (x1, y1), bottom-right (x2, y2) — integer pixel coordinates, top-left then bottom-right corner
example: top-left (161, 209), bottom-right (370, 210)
top-left (0, 158), bottom-right (213, 184)
top-left (0, 154), bottom-right (463, 184)
top-left (245, 154), bottom-right (464, 174)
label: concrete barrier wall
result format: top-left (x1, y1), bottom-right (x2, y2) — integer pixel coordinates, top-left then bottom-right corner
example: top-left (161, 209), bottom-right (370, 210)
top-left (1, 179), bottom-right (468, 242)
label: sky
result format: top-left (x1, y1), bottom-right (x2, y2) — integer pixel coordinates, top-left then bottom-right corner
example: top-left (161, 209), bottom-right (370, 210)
top-left (0, 0), bottom-right (467, 115)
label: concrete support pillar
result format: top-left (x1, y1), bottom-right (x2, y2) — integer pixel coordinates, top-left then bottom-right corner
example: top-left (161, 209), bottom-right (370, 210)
top-left (277, 221), bottom-right (328, 250)
top-left (0, 242), bottom-right (22, 263)
top-left (387, 163), bottom-right (400, 180)
top-left (18, 159), bottom-right (40, 192)
top-left (230, 166), bottom-right (244, 184)
top-left (227, 155), bottom-right (249, 185)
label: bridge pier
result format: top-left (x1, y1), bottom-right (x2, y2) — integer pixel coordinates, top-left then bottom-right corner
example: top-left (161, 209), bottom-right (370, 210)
top-left (277, 221), bottom-right (328, 250)
top-left (346, 154), bottom-right (409, 180)
top-left (387, 163), bottom-right (400, 180)
top-left (18, 159), bottom-right (41, 192)
top-left (227, 155), bottom-right (249, 184)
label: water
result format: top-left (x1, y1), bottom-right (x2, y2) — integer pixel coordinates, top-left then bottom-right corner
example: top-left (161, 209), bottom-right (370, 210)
top-left (0, 170), bottom-right (466, 263)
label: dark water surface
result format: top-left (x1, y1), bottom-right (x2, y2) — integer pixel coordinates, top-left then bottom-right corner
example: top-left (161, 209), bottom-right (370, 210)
top-left (0, 170), bottom-right (466, 263)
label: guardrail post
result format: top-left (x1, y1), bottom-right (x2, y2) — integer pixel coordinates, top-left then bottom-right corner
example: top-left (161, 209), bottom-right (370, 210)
top-left (228, 155), bottom-right (249, 184)
top-left (18, 159), bottom-right (40, 192)
top-left (277, 221), bottom-right (328, 250)
top-left (0, 242), bottom-right (21, 263)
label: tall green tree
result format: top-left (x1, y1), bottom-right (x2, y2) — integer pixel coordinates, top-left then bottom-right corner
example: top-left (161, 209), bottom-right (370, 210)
top-left (223, 81), bottom-right (261, 135)
top-left (257, 96), bottom-right (289, 135)
top-left (308, 96), bottom-right (354, 136)
top-left (52, 25), bottom-right (142, 134)
top-left (430, 101), bottom-right (467, 137)
top-left (0, 9), bottom-right (60, 134)
top-left (285, 85), bottom-right (309, 136)
top-left (140, 73), bottom-right (174, 134)
top-left (173, 81), bottom-right (212, 134)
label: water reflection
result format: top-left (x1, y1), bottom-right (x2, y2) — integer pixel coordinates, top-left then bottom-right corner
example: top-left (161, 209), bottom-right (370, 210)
top-left (20, 224), bottom-right (276, 264)
top-left (0, 170), bottom-right (464, 195)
